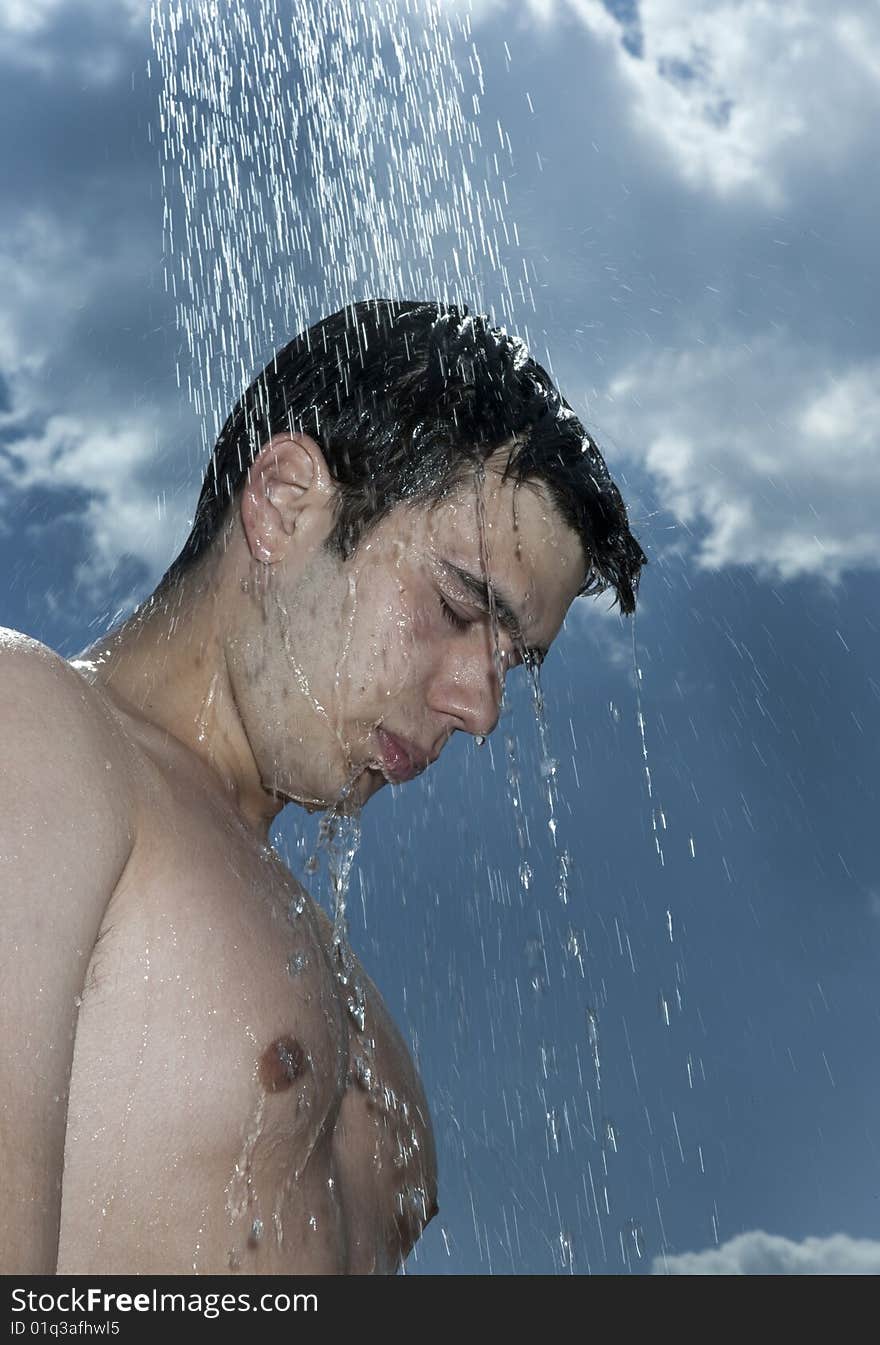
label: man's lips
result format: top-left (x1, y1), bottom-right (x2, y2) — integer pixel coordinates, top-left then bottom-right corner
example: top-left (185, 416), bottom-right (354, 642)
top-left (375, 727), bottom-right (431, 783)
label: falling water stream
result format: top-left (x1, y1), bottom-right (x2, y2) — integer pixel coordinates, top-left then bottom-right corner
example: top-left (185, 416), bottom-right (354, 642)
top-left (149, 0), bottom-right (534, 461)
top-left (148, 0), bottom-right (665, 1274)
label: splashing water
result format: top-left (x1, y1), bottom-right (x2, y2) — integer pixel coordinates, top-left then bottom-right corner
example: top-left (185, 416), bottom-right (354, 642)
top-left (298, 777), bottom-right (366, 1030)
top-left (325, 808), bottom-right (366, 1031)
top-left (525, 661), bottom-right (561, 850)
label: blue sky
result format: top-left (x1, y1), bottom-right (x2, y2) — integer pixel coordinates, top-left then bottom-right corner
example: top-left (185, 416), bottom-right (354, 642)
top-left (1, 0), bottom-right (878, 1273)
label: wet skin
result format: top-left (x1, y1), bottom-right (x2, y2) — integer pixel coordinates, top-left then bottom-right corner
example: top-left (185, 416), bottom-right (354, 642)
top-left (52, 703), bottom-right (438, 1273)
top-left (0, 435), bottom-right (585, 1273)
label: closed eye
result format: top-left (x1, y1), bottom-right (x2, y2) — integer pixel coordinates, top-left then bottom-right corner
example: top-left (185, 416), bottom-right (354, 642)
top-left (439, 593), bottom-right (547, 670)
top-left (438, 595), bottom-right (471, 631)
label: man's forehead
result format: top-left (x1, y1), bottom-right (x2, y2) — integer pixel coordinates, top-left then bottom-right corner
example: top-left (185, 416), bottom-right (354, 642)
top-left (438, 477), bottom-right (583, 587)
top-left (423, 465), bottom-right (568, 544)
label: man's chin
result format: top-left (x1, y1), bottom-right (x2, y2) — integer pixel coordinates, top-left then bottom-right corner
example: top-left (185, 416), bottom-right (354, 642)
top-left (274, 764), bottom-right (387, 815)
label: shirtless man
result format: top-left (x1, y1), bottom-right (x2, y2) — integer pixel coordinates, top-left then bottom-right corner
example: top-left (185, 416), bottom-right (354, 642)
top-left (0, 299), bottom-right (644, 1275)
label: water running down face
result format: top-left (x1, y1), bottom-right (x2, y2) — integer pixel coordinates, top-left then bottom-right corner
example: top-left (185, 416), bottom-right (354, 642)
top-left (226, 435), bottom-right (586, 815)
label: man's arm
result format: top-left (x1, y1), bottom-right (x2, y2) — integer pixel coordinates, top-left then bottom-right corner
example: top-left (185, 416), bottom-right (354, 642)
top-left (0, 631), bottom-right (137, 1273)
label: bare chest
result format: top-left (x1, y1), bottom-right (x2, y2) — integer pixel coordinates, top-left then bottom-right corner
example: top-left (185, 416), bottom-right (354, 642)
top-left (56, 774), bottom-right (435, 1274)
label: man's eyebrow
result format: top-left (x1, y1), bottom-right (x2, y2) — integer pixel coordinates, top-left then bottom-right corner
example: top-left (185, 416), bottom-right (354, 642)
top-left (439, 559), bottom-right (549, 664)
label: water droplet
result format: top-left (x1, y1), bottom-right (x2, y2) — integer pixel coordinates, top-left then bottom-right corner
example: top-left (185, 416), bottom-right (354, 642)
top-left (586, 1007), bottom-right (600, 1076)
top-left (625, 1218), bottom-right (645, 1260)
top-left (398, 1184), bottom-right (429, 1222)
top-left (556, 849), bottom-right (571, 905)
top-left (565, 928), bottom-right (586, 979)
top-left (352, 1054), bottom-right (373, 1092)
top-left (195, 672), bottom-right (220, 745)
top-left (346, 986), bottom-right (366, 1032)
top-left (286, 950), bottom-right (308, 978)
top-left (474, 734), bottom-right (486, 747)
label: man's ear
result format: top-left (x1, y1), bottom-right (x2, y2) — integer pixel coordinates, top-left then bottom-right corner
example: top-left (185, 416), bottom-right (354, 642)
top-left (240, 433), bottom-right (336, 563)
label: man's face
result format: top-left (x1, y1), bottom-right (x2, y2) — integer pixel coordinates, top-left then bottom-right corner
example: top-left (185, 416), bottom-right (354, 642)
top-left (229, 459), bottom-right (586, 813)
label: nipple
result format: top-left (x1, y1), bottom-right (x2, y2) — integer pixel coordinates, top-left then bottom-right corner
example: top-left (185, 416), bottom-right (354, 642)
top-left (259, 1035), bottom-right (307, 1092)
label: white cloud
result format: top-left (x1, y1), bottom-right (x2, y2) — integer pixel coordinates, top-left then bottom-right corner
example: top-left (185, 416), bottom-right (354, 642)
top-left (3, 412), bottom-right (171, 589)
top-left (0, 213), bottom-right (92, 377)
top-left (654, 1229), bottom-right (880, 1275)
top-left (463, 0), bottom-right (880, 207)
top-left (597, 331), bottom-right (880, 582)
top-left (0, 210), bottom-right (188, 597)
top-left (0, 0), bottom-right (148, 82)
top-left (0, 0), bottom-right (147, 34)
top-left (0, 0), bottom-right (77, 34)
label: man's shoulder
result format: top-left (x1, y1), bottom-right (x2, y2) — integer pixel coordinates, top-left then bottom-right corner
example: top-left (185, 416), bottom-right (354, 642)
top-left (0, 631), bottom-right (139, 1273)
top-left (1, 626), bottom-right (89, 702)
top-left (0, 626), bottom-right (138, 823)
top-left (4, 625), bottom-right (109, 715)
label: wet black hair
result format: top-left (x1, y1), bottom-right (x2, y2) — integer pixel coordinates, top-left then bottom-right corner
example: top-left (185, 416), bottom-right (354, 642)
top-left (156, 298), bottom-right (646, 612)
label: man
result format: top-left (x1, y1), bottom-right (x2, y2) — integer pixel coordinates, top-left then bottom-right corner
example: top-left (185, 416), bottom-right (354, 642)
top-left (1, 299), bottom-right (645, 1274)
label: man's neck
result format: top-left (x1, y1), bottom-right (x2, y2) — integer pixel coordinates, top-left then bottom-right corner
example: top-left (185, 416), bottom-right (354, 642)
top-left (74, 570), bottom-right (283, 840)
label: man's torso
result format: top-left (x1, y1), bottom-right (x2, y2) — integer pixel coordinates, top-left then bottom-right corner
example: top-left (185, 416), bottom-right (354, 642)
top-left (40, 663), bottom-right (437, 1274)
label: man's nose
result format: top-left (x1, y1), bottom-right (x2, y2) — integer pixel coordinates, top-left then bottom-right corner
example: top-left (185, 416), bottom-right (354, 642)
top-left (431, 649), bottom-right (507, 740)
